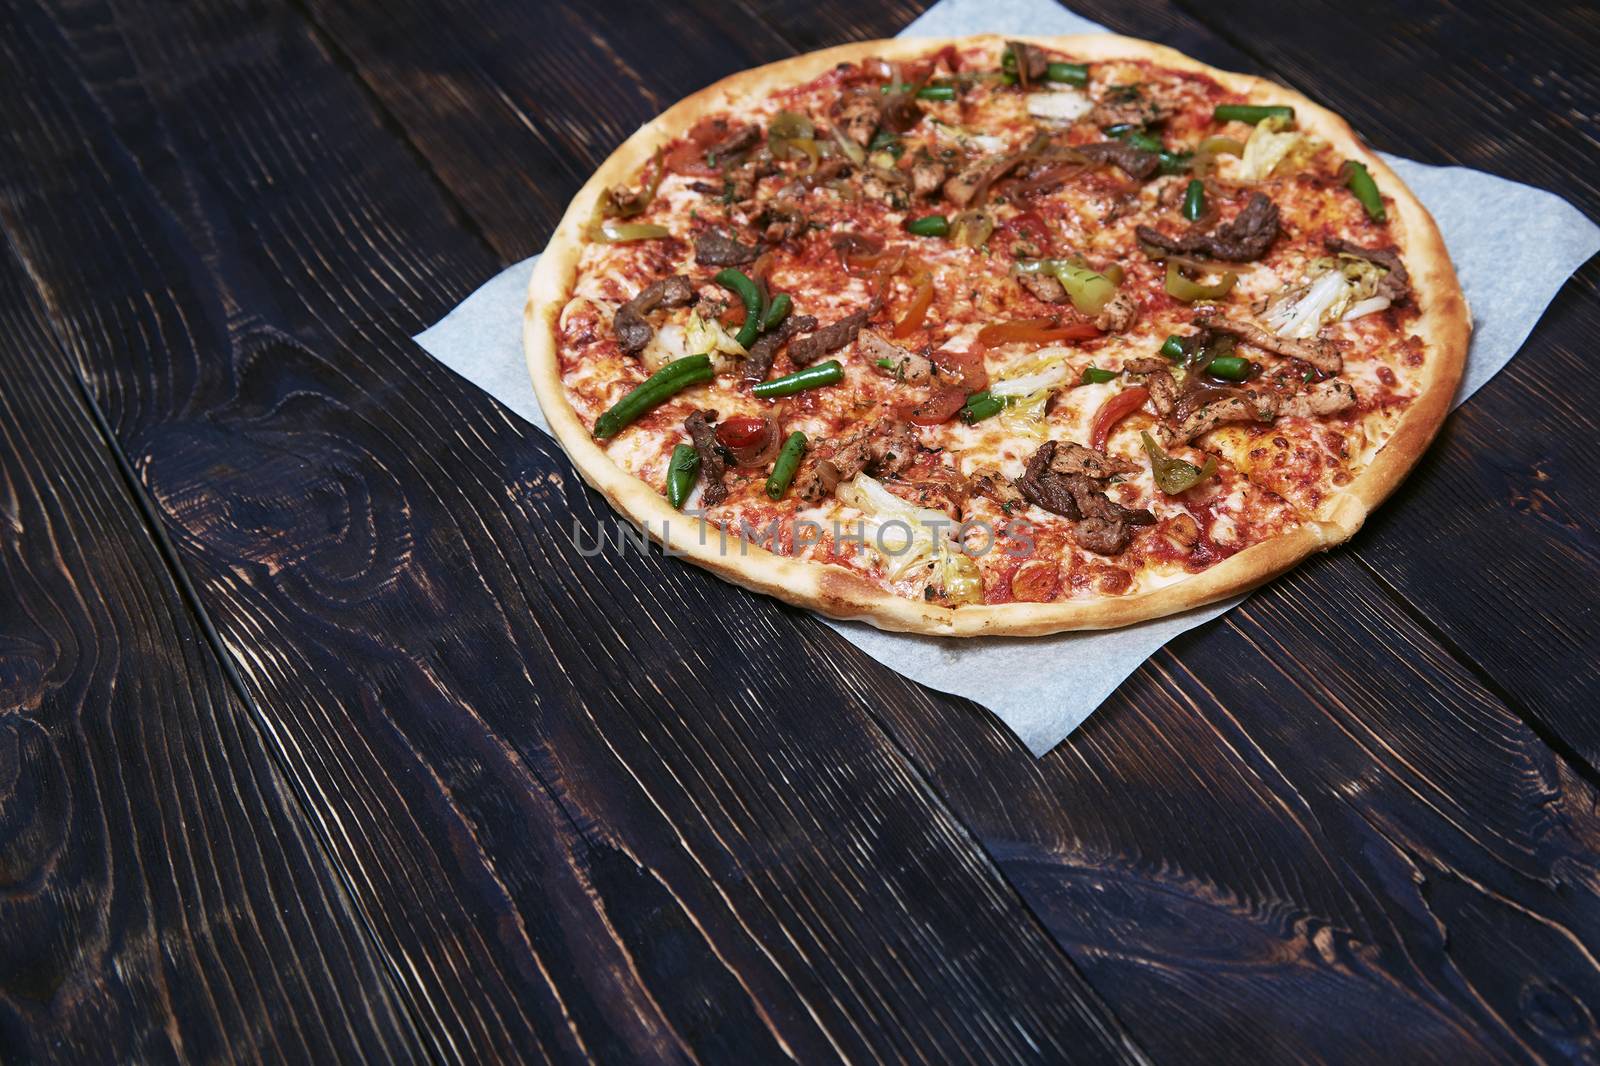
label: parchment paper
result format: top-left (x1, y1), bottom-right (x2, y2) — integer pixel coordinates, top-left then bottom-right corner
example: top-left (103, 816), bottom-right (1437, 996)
top-left (415, 0), bottom-right (1600, 754)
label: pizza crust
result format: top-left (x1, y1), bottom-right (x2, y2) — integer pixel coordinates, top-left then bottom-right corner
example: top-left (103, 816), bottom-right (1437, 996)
top-left (525, 33), bottom-right (1470, 636)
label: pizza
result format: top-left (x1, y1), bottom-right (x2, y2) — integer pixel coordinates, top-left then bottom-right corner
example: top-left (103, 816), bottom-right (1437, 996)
top-left (525, 33), bottom-right (1468, 636)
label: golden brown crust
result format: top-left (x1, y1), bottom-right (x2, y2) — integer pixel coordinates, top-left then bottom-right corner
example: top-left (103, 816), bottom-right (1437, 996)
top-left (525, 33), bottom-right (1469, 636)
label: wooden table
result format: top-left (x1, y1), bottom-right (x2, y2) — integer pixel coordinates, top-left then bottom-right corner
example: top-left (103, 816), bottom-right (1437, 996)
top-left (2, 0), bottom-right (1596, 1061)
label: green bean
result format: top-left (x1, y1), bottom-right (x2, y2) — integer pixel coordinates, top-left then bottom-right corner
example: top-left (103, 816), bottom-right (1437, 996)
top-left (593, 354), bottom-right (714, 439)
top-left (1119, 129), bottom-right (1164, 154)
top-left (961, 391), bottom-right (1006, 424)
top-left (752, 360), bottom-right (843, 399)
top-left (1342, 160), bottom-right (1387, 223)
top-left (1182, 179), bottom-right (1206, 222)
top-left (905, 214), bottom-right (950, 238)
top-left (1205, 355), bottom-right (1252, 381)
top-left (1213, 103), bottom-right (1295, 125)
top-left (761, 293), bottom-right (792, 331)
top-left (1080, 366), bottom-right (1118, 385)
top-left (764, 432), bottom-right (807, 500)
top-left (1045, 61), bottom-right (1089, 86)
top-left (715, 268), bottom-right (763, 348)
top-left (881, 82), bottom-right (957, 101)
top-left (665, 444), bottom-right (700, 508)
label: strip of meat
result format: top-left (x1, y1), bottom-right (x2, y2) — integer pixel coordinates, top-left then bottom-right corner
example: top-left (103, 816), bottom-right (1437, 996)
top-left (1048, 441), bottom-right (1139, 479)
top-left (613, 275), bottom-right (695, 355)
top-left (1093, 290), bottom-right (1140, 333)
top-left (1136, 192), bottom-right (1280, 262)
top-left (684, 410), bottom-right (729, 506)
top-left (1015, 441), bottom-right (1154, 554)
top-left (794, 419), bottom-right (914, 502)
top-left (859, 331), bottom-right (933, 384)
top-left (742, 313), bottom-right (817, 385)
top-left (877, 86), bottom-right (924, 134)
top-left (1015, 442), bottom-right (1082, 518)
top-left (836, 90), bottom-right (880, 146)
top-left (1076, 141), bottom-right (1160, 181)
top-left (788, 309), bottom-right (870, 366)
top-left (1016, 270), bottom-right (1068, 304)
top-left (694, 227), bottom-right (761, 266)
top-left (1203, 313), bottom-right (1342, 372)
top-left (944, 145), bottom-right (1036, 208)
top-left (970, 467), bottom-right (1025, 512)
top-left (1006, 40), bottom-right (1048, 89)
top-left (756, 199), bottom-right (807, 243)
top-left (1166, 392), bottom-right (1279, 444)
top-left (1280, 379), bottom-right (1357, 418)
top-left (706, 123), bottom-right (758, 163)
top-left (910, 154), bottom-right (948, 198)
top-left (1087, 86), bottom-right (1172, 130)
top-left (1325, 237), bottom-right (1412, 304)
top-left (1124, 358), bottom-right (1179, 415)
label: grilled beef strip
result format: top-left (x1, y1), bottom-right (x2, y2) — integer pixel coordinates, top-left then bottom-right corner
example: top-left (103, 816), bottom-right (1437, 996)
top-left (684, 409), bottom-right (730, 506)
top-left (1324, 237), bottom-right (1412, 304)
top-left (788, 309), bottom-right (871, 366)
top-left (694, 227), bottom-right (761, 266)
top-left (1076, 141), bottom-right (1160, 181)
top-left (613, 274), bottom-right (695, 355)
top-left (1015, 441), bottom-right (1154, 555)
top-left (1137, 192), bottom-right (1280, 261)
top-left (742, 313), bottom-right (817, 385)
top-left (1202, 313), bottom-right (1342, 372)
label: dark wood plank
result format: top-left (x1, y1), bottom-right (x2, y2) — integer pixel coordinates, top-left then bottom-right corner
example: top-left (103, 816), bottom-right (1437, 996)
top-left (0, 0), bottom-right (1148, 1060)
top-left (0, 240), bottom-right (416, 1059)
top-left (291, 0), bottom-right (1600, 1059)
top-left (765, 0), bottom-right (1600, 772)
top-left (811, 558), bottom-right (1600, 1064)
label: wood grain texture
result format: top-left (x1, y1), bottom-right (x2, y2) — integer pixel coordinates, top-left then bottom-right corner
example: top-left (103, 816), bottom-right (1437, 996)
top-left (0, 237), bottom-right (416, 1059)
top-left (765, 0), bottom-right (1600, 770)
top-left (0, 0), bottom-right (1146, 1061)
top-left (293, 0), bottom-right (1600, 1059)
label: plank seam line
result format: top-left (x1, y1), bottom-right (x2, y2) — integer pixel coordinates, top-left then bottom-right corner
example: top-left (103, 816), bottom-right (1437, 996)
top-left (1161, 0), bottom-right (1600, 789)
top-left (65, 370), bottom-right (449, 1066)
top-left (800, 626), bottom-right (1156, 1066)
top-left (279, 0), bottom-right (1161, 1048)
top-left (282, 0), bottom-right (504, 265)
top-left (1354, 553), bottom-right (1600, 791)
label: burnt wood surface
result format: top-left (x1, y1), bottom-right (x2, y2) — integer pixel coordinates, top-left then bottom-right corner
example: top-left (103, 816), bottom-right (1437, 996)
top-left (0, 0), bottom-right (1596, 1062)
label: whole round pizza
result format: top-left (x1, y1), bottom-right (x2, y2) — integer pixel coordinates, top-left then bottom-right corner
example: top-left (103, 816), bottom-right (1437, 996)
top-left (525, 34), bottom-right (1469, 636)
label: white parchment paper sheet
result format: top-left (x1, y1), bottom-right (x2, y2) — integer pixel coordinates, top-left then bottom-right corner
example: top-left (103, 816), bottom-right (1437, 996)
top-left (415, 0), bottom-right (1600, 754)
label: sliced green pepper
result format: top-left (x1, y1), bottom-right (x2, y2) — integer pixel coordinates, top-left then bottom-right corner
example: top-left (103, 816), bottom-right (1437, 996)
top-left (1015, 258), bottom-right (1119, 315)
top-left (1213, 103), bottom-right (1295, 124)
top-left (1080, 366), bottom-right (1118, 384)
top-left (1342, 160), bottom-right (1387, 223)
top-left (595, 220), bottom-right (671, 242)
top-left (906, 214), bottom-right (951, 238)
top-left (1141, 431), bottom-right (1218, 495)
top-left (665, 444), bottom-right (700, 508)
top-left (1182, 179), bottom-right (1207, 221)
top-left (715, 268), bottom-right (763, 348)
top-left (594, 355), bottom-right (714, 439)
top-left (765, 431), bottom-right (807, 500)
top-left (1160, 334), bottom-right (1188, 361)
top-left (752, 360), bottom-right (843, 399)
top-left (1164, 261), bottom-right (1237, 303)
